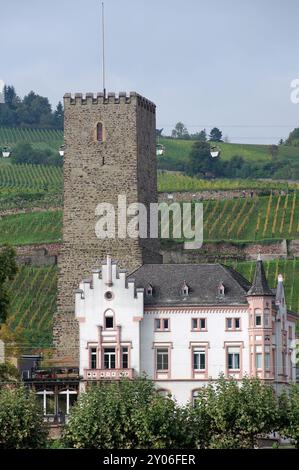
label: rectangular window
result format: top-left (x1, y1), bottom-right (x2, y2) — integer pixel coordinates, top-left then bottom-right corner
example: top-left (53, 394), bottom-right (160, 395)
top-left (90, 347), bottom-right (97, 369)
top-left (103, 347), bottom-right (116, 369)
top-left (226, 318), bottom-right (232, 329)
top-left (235, 318), bottom-right (240, 329)
top-left (191, 318), bottom-right (206, 330)
top-left (156, 348), bottom-right (169, 371)
top-left (255, 315), bottom-right (262, 327)
top-left (265, 352), bottom-right (270, 370)
top-left (155, 319), bottom-right (169, 331)
top-left (193, 348), bottom-right (206, 371)
top-left (105, 316), bottom-right (114, 329)
top-left (121, 347), bottom-right (129, 369)
top-left (256, 353), bottom-right (262, 369)
top-left (264, 314), bottom-right (270, 327)
top-left (228, 347), bottom-right (240, 370)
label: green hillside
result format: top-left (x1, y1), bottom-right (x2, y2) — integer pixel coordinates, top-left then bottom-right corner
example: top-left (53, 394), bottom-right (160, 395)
top-left (229, 258), bottom-right (299, 313)
top-left (158, 137), bottom-right (299, 164)
top-left (0, 127), bottom-right (63, 151)
top-left (1, 193), bottom-right (298, 245)
top-left (0, 210), bottom-right (62, 245)
top-left (7, 265), bottom-right (57, 347)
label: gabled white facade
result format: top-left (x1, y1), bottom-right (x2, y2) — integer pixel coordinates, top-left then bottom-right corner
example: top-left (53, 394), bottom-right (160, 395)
top-left (75, 256), bottom-right (297, 404)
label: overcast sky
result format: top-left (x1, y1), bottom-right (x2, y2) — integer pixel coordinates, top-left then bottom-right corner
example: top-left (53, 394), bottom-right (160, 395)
top-left (2, 0), bottom-right (299, 143)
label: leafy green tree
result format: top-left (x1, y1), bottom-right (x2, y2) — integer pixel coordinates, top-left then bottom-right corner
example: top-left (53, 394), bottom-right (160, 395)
top-left (191, 376), bottom-right (279, 449)
top-left (279, 384), bottom-right (299, 448)
top-left (187, 140), bottom-right (214, 176)
top-left (0, 245), bottom-right (18, 324)
top-left (0, 362), bottom-right (20, 383)
top-left (171, 122), bottom-right (189, 139)
top-left (268, 145), bottom-right (279, 160)
top-left (12, 142), bottom-right (62, 167)
top-left (53, 101), bottom-right (64, 130)
top-left (0, 386), bottom-right (47, 448)
top-left (209, 127), bottom-right (223, 142)
top-left (63, 378), bottom-right (190, 449)
top-left (285, 127), bottom-right (299, 146)
top-left (196, 129), bottom-right (207, 141)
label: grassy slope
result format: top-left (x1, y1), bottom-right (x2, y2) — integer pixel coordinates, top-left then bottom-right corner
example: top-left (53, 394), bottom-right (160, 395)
top-left (159, 137), bottom-right (299, 164)
top-left (1, 193), bottom-right (299, 245)
top-left (7, 265), bottom-right (57, 347)
top-left (0, 126), bottom-right (63, 151)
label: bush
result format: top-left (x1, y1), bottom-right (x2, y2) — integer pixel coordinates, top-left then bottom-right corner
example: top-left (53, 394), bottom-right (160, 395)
top-left (11, 142), bottom-right (62, 167)
top-left (0, 386), bottom-right (47, 448)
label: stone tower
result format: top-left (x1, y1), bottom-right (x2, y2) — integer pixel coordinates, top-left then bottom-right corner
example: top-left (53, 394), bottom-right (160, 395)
top-left (53, 92), bottom-right (162, 364)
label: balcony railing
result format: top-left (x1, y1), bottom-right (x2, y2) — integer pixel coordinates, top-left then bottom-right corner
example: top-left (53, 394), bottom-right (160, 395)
top-left (84, 368), bottom-right (134, 380)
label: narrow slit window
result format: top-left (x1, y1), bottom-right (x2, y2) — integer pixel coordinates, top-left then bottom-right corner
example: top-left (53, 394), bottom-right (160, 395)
top-left (97, 122), bottom-right (103, 142)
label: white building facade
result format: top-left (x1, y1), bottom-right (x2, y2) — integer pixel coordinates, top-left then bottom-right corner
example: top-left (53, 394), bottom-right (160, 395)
top-left (75, 256), bottom-right (297, 405)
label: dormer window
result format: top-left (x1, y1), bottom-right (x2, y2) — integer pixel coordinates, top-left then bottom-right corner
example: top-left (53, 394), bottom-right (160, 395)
top-left (181, 281), bottom-right (189, 296)
top-left (218, 282), bottom-right (225, 296)
top-left (146, 284), bottom-right (153, 297)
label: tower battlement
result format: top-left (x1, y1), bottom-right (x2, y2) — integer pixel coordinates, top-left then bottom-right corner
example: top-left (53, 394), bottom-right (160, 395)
top-left (63, 92), bottom-right (156, 112)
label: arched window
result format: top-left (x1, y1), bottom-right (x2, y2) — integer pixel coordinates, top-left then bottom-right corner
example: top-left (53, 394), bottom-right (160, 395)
top-left (96, 122), bottom-right (103, 142)
top-left (58, 389), bottom-right (78, 415)
top-left (104, 309), bottom-right (114, 329)
top-left (36, 390), bottom-right (55, 415)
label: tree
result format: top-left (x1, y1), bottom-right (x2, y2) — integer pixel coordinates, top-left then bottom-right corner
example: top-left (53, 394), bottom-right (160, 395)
top-left (268, 145), bottom-right (279, 160)
top-left (285, 127), bottom-right (299, 146)
top-left (279, 384), bottom-right (299, 448)
top-left (0, 246), bottom-right (18, 324)
top-left (191, 376), bottom-right (280, 449)
top-left (187, 140), bottom-right (214, 176)
top-left (0, 386), bottom-right (47, 448)
top-left (171, 122), bottom-right (189, 139)
top-left (12, 142), bottom-right (62, 167)
top-left (53, 101), bottom-right (64, 130)
top-left (209, 127), bottom-right (223, 142)
top-left (0, 362), bottom-right (20, 383)
top-left (197, 129), bottom-right (207, 142)
top-left (63, 377), bottom-right (190, 449)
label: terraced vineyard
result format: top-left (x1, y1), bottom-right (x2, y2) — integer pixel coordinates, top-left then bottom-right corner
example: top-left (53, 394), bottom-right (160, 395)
top-left (201, 193), bottom-right (299, 242)
top-left (0, 160), bottom-right (62, 191)
top-left (6, 265), bottom-right (58, 347)
top-left (0, 210), bottom-right (62, 245)
top-left (228, 258), bottom-right (299, 314)
top-left (0, 126), bottom-right (63, 150)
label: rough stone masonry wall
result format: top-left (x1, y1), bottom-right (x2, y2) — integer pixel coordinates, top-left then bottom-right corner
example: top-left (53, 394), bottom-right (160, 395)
top-left (53, 92), bottom-right (161, 365)
top-left (158, 189), bottom-right (282, 202)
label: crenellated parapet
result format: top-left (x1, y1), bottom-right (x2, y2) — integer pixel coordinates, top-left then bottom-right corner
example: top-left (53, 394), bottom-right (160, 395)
top-left (63, 91), bottom-right (156, 113)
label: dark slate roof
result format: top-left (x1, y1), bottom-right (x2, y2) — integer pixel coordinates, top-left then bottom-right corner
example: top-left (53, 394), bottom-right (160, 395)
top-left (130, 263), bottom-right (252, 306)
top-left (247, 259), bottom-right (273, 296)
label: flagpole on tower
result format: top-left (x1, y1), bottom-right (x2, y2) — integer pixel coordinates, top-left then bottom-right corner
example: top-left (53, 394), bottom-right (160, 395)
top-left (101, 1), bottom-right (106, 98)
